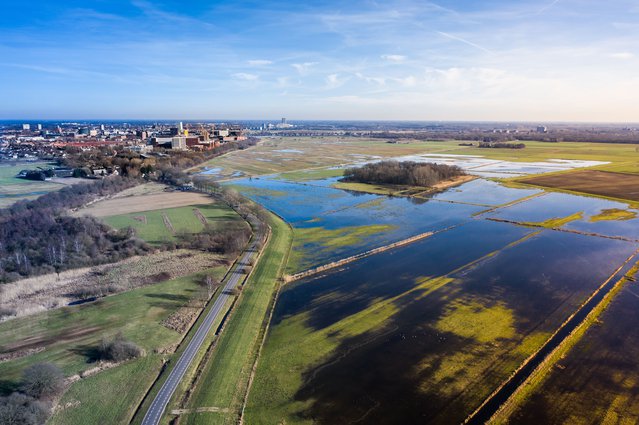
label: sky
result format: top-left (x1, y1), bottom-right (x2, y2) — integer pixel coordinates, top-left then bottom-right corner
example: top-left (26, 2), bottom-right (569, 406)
top-left (0, 0), bottom-right (638, 121)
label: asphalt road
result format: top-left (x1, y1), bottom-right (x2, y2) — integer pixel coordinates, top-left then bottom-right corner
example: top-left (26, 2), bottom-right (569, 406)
top-left (141, 218), bottom-right (261, 425)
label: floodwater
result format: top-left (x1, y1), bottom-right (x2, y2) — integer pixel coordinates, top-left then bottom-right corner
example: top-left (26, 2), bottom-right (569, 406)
top-left (507, 282), bottom-right (639, 424)
top-left (267, 227), bottom-right (638, 424)
top-left (244, 173), bottom-right (639, 424)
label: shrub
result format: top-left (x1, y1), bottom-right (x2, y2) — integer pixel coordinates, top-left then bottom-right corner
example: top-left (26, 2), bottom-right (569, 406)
top-left (19, 363), bottom-right (64, 399)
top-left (97, 334), bottom-right (143, 362)
top-left (0, 393), bottom-right (49, 425)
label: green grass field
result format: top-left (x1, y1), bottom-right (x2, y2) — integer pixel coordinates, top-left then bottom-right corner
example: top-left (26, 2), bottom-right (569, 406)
top-left (0, 161), bottom-right (65, 208)
top-left (102, 203), bottom-right (241, 244)
top-left (177, 212), bottom-right (293, 425)
top-left (0, 267), bottom-right (228, 424)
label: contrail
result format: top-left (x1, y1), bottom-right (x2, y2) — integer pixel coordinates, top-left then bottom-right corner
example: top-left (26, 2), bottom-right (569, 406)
top-left (537, 0), bottom-right (561, 15)
top-left (436, 31), bottom-right (492, 54)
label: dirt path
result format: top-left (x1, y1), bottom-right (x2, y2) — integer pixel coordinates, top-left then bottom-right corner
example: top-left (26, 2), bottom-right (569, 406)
top-left (192, 208), bottom-right (208, 226)
top-left (162, 213), bottom-right (175, 234)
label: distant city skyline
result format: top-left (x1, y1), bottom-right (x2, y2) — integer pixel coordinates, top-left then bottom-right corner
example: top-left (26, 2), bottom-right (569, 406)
top-left (1, 0), bottom-right (638, 121)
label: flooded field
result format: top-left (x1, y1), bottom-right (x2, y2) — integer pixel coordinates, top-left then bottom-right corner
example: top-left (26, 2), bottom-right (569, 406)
top-left (230, 177), bottom-right (541, 271)
top-left (241, 170), bottom-right (639, 424)
top-left (507, 282), bottom-right (639, 424)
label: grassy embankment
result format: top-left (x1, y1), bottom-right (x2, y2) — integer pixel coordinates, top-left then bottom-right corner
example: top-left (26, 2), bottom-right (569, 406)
top-left (0, 161), bottom-right (64, 208)
top-left (490, 262), bottom-right (639, 424)
top-left (178, 211), bottom-right (293, 425)
top-left (103, 203), bottom-right (241, 244)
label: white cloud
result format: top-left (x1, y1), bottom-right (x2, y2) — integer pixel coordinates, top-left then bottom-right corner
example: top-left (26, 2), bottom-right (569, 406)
top-left (247, 59), bottom-right (272, 66)
top-left (325, 73), bottom-right (348, 89)
top-left (292, 62), bottom-right (318, 75)
top-left (381, 54), bottom-right (406, 62)
top-left (610, 52), bottom-right (634, 60)
top-left (232, 72), bottom-right (259, 81)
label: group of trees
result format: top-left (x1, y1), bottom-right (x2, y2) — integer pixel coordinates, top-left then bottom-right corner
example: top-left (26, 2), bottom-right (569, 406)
top-left (177, 224), bottom-right (252, 255)
top-left (96, 334), bottom-right (143, 362)
top-left (343, 160), bottom-right (466, 187)
top-left (0, 363), bottom-right (64, 425)
top-left (478, 141), bottom-right (526, 149)
top-left (0, 178), bottom-right (149, 283)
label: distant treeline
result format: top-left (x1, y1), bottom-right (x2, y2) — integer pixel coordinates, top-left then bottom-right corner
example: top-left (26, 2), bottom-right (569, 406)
top-left (478, 142), bottom-right (526, 149)
top-left (0, 178), bottom-right (148, 283)
top-left (343, 160), bottom-right (465, 187)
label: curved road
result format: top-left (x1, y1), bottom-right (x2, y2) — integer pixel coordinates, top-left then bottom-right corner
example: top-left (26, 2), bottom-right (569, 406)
top-left (141, 216), bottom-right (262, 425)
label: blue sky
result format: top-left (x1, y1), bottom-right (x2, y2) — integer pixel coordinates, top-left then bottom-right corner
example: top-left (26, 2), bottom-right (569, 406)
top-left (1, 0), bottom-right (638, 121)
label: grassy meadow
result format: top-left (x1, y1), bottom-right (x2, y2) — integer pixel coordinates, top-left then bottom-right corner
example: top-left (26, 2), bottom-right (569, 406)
top-left (0, 161), bottom-right (65, 208)
top-left (102, 203), bottom-right (241, 244)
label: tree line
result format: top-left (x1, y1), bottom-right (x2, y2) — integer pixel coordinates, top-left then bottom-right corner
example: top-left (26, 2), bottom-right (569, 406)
top-left (343, 160), bottom-right (465, 187)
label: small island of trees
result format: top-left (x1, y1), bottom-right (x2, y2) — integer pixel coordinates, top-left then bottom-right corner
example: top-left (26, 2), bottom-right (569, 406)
top-left (343, 160), bottom-right (466, 187)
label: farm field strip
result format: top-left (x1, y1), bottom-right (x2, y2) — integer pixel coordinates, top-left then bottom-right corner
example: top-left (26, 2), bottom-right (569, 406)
top-left (75, 190), bottom-right (215, 217)
top-left (102, 203), bottom-right (242, 244)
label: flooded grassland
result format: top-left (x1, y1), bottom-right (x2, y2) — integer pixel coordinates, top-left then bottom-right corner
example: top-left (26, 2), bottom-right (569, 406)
top-left (236, 173), bottom-right (639, 424)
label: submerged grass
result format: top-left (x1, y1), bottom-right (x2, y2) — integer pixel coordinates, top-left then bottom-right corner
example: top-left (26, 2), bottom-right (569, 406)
top-left (590, 208), bottom-right (638, 222)
top-left (288, 224), bottom-right (397, 272)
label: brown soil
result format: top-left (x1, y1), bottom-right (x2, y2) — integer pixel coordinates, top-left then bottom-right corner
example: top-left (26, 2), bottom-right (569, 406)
top-left (133, 215), bottom-right (147, 224)
top-left (520, 170), bottom-right (639, 202)
top-left (74, 190), bottom-right (213, 217)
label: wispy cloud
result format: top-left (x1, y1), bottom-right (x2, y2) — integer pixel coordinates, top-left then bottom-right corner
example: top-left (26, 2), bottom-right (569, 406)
top-left (610, 52), bottom-right (634, 60)
top-left (381, 54), bottom-right (406, 62)
top-left (232, 72), bottom-right (259, 81)
top-left (292, 62), bottom-right (318, 75)
top-left (247, 59), bottom-right (272, 66)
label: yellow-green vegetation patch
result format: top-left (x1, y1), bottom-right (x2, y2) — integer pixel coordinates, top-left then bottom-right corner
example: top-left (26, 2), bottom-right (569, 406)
top-left (590, 208), bottom-right (638, 222)
top-left (331, 181), bottom-right (405, 196)
top-left (245, 275), bottom-right (457, 423)
top-left (522, 212), bottom-right (584, 229)
top-left (436, 300), bottom-right (515, 343)
top-left (277, 167), bottom-right (344, 181)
